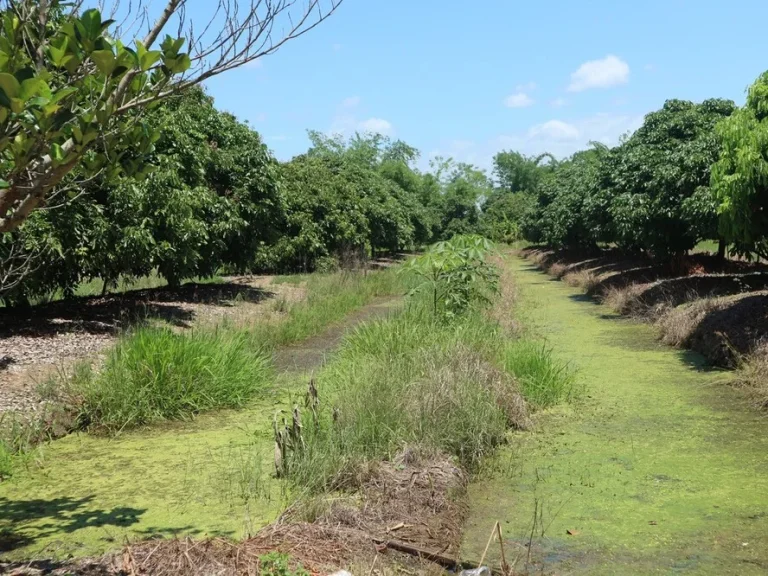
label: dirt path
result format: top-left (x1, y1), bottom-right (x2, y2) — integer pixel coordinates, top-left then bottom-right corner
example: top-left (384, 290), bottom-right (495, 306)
top-left (463, 258), bottom-right (768, 575)
top-left (0, 297), bottom-right (399, 561)
top-left (273, 298), bottom-right (400, 372)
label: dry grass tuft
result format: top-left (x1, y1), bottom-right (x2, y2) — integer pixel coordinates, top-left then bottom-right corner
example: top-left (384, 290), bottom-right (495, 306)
top-left (419, 346), bottom-right (531, 432)
top-left (563, 270), bottom-right (601, 293)
top-left (735, 343), bottom-right (768, 410)
top-left (548, 262), bottom-right (569, 278)
top-left (488, 253), bottom-right (520, 335)
top-left (602, 284), bottom-right (645, 315)
top-left (656, 298), bottom-right (724, 348)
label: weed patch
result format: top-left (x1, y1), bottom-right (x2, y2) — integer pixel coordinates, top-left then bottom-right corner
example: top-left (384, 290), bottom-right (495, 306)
top-left (71, 327), bottom-right (271, 433)
top-left (502, 339), bottom-right (576, 408)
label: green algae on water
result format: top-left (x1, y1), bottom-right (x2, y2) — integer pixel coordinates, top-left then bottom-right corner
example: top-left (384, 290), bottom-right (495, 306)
top-left (463, 258), bottom-right (768, 575)
top-left (0, 395), bottom-right (289, 560)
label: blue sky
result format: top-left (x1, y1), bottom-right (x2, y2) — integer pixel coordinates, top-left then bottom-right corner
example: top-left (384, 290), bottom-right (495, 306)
top-left (197, 0), bottom-right (768, 170)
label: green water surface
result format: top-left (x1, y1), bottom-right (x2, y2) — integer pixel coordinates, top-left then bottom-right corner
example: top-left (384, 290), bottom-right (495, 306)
top-left (464, 258), bottom-right (768, 575)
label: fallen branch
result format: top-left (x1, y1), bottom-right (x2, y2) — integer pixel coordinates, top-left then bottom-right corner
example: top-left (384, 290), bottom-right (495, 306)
top-left (371, 537), bottom-right (505, 574)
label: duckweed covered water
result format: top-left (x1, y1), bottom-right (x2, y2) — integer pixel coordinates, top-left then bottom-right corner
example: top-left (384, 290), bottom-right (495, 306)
top-left (0, 300), bottom-right (401, 561)
top-left (0, 396), bottom-right (288, 559)
top-left (463, 259), bottom-right (768, 574)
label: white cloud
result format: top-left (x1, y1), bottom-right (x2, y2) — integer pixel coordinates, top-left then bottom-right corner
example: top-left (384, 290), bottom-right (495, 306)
top-left (567, 55), bottom-right (629, 92)
top-left (528, 120), bottom-right (579, 141)
top-left (551, 98), bottom-right (568, 108)
top-left (342, 96), bottom-right (361, 108)
top-left (428, 112), bottom-right (644, 172)
top-left (357, 117), bottom-right (394, 135)
top-left (504, 92), bottom-right (535, 108)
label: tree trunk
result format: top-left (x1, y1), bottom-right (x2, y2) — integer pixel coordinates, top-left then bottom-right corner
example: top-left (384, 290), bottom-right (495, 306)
top-left (717, 238), bottom-right (727, 261)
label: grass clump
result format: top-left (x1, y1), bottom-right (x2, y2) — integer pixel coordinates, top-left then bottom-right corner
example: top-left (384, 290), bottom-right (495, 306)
top-left (0, 440), bottom-right (12, 479)
top-left (280, 306), bottom-right (523, 492)
top-left (564, 269), bottom-right (601, 293)
top-left (503, 339), bottom-right (575, 408)
top-left (735, 343), bottom-right (768, 410)
top-left (71, 326), bottom-right (271, 433)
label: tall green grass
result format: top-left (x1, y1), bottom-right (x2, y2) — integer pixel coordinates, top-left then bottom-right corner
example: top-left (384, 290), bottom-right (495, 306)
top-left (66, 269), bottom-right (404, 435)
top-left (503, 339), bottom-right (575, 407)
top-left (280, 291), bottom-right (572, 493)
top-left (71, 327), bottom-right (271, 433)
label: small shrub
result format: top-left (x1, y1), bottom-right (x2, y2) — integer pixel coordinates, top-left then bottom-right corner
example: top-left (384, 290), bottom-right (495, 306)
top-left (71, 326), bottom-right (271, 433)
top-left (503, 339), bottom-right (575, 408)
top-left (403, 235), bottom-right (499, 319)
top-left (314, 255), bottom-right (340, 274)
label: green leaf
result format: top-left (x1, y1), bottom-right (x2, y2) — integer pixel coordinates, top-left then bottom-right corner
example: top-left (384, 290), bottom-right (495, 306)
top-left (139, 50), bottom-right (162, 72)
top-left (9, 98), bottom-right (23, 114)
top-left (79, 9), bottom-right (103, 41)
top-left (0, 179), bottom-right (9, 189)
top-left (0, 73), bottom-right (20, 100)
top-left (20, 78), bottom-right (50, 102)
top-left (50, 142), bottom-right (64, 165)
top-left (91, 50), bottom-right (115, 75)
top-left (51, 87), bottom-right (77, 104)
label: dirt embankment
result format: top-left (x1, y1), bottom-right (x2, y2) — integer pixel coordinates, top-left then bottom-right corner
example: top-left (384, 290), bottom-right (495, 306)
top-left (522, 247), bottom-right (768, 367)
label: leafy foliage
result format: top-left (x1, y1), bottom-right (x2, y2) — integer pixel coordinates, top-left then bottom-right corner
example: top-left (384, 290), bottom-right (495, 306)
top-left (604, 99), bottom-right (735, 257)
top-left (403, 234), bottom-right (499, 319)
top-left (1, 88), bottom-right (280, 302)
top-left (712, 72), bottom-right (768, 259)
top-left (515, 97), bottom-right (737, 259)
top-left (0, 2), bottom-right (193, 233)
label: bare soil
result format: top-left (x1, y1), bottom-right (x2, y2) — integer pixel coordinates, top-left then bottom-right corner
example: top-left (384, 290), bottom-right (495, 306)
top-left (0, 277), bottom-right (306, 415)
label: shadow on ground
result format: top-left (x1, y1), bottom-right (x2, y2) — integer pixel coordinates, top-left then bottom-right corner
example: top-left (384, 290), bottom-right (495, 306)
top-left (524, 246), bottom-right (768, 366)
top-left (0, 496), bottom-right (145, 553)
top-left (0, 282), bottom-right (275, 341)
